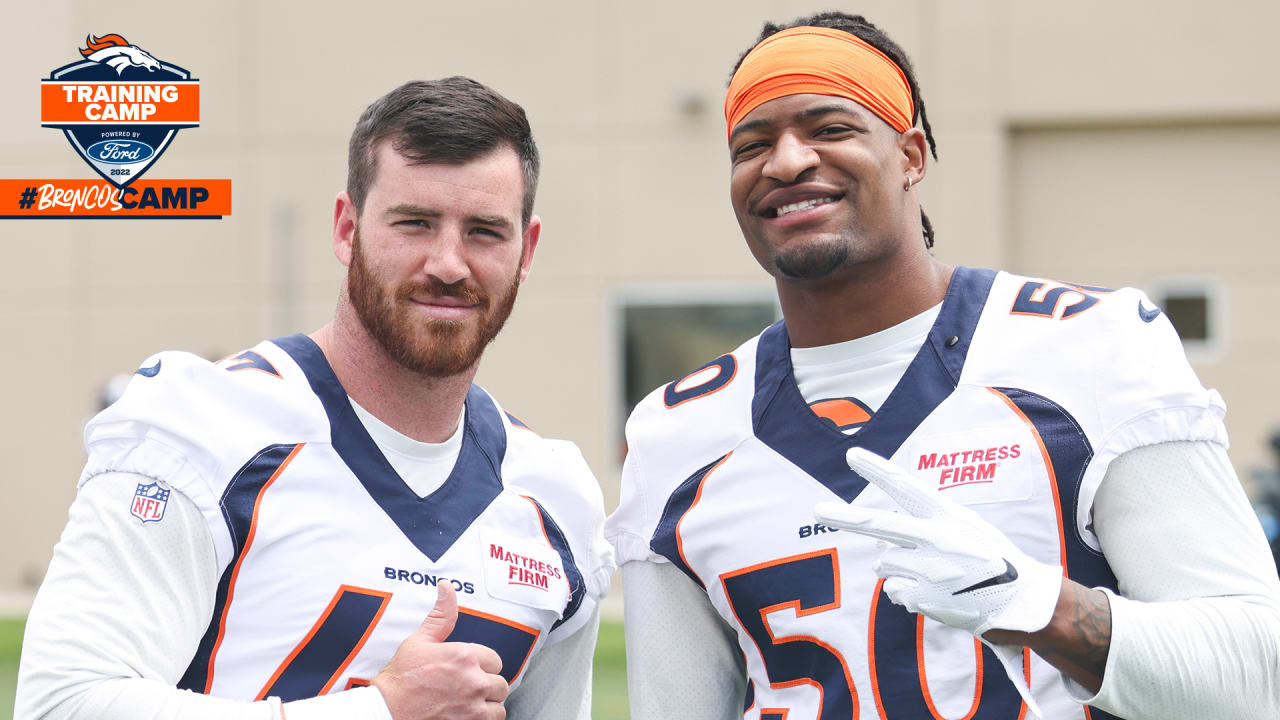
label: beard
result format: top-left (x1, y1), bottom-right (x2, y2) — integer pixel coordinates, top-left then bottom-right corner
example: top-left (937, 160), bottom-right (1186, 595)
top-left (347, 230), bottom-right (521, 377)
top-left (772, 236), bottom-right (850, 280)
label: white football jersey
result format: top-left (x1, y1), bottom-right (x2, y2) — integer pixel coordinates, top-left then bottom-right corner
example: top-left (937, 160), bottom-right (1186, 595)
top-left (607, 268), bottom-right (1226, 720)
top-left (82, 334), bottom-right (613, 703)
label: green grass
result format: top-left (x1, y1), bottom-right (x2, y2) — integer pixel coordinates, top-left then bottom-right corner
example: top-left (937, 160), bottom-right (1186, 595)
top-left (0, 618), bottom-right (23, 720)
top-left (0, 618), bottom-right (625, 720)
top-left (593, 619), bottom-right (630, 719)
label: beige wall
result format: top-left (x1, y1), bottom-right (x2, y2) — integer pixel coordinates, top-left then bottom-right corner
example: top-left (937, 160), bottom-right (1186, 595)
top-left (2, 0), bottom-right (1278, 599)
top-left (1009, 121), bottom-right (1280, 480)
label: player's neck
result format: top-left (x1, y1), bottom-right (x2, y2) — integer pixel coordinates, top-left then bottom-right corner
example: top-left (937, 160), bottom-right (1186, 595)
top-left (778, 254), bottom-right (952, 348)
top-left (311, 311), bottom-right (476, 444)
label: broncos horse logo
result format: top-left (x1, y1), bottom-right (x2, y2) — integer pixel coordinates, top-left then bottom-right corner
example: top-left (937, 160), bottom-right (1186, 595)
top-left (79, 34), bottom-right (161, 75)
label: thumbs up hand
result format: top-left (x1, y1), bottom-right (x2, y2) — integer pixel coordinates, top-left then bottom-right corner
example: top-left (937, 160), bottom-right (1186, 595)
top-left (417, 578), bottom-right (464, 643)
top-left (372, 583), bottom-right (508, 720)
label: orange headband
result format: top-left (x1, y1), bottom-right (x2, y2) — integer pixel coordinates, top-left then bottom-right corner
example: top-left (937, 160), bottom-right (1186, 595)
top-left (725, 26), bottom-right (913, 139)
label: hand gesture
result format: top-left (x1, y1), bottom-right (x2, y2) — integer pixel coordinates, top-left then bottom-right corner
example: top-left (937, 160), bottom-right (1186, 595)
top-left (815, 448), bottom-right (1065, 718)
top-left (373, 582), bottom-right (508, 720)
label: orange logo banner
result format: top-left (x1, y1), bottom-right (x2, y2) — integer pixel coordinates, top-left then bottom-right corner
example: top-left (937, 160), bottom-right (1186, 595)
top-left (41, 82), bottom-right (200, 125)
top-left (0, 179), bottom-right (230, 218)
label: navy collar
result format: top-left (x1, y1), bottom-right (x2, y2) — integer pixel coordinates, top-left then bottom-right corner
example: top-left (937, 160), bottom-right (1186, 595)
top-left (273, 334), bottom-right (506, 561)
top-left (751, 267), bottom-right (997, 501)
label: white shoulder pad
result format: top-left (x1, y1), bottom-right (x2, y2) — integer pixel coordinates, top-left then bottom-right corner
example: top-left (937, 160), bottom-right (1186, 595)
top-left (965, 272), bottom-right (1227, 546)
top-left (500, 410), bottom-right (615, 602)
top-left (489, 395), bottom-right (615, 644)
top-left (80, 340), bottom-right (330, 563)
top-left (607, 334), bottom-right (760, 565)
top-left (970, 272), bottom-right (1225, 445)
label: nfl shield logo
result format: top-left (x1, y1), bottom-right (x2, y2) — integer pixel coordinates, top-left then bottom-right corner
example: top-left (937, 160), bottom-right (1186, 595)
top-left (131, 482), bottom-right (170, 523)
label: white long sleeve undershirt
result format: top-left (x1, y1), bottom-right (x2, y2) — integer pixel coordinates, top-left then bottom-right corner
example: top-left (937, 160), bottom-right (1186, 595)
top-left (619, 440), bottom-right (1280, 720)
top-left (1073, 439), bottom-right (1280, 717)
top-left (15, 470), bottom-right (598, 720)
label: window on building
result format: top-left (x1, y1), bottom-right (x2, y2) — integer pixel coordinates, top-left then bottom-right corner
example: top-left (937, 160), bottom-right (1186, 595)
top-left (622, 300), bottom-right (776, 413)
top-left (616, 292), bottom-right (777, 456)
top-left (1162, 293), bottom-right (1209, 342)
top-left (1152, 281), bottom-right (1221, 358)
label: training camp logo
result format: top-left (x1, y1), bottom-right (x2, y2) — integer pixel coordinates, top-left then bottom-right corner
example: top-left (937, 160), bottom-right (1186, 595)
top-left (53, 34), bottom-right (189, 187)
top-left (0, 33), bottom-right (230, 219)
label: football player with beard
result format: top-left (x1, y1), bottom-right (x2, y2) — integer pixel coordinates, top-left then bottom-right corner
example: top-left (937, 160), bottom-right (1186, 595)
top-left (17, 77), bottom-right (613, 720)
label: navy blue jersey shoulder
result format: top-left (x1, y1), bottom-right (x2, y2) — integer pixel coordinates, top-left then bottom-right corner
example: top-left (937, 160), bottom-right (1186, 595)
top-left (650, 455), bottom-right (732, 590)
top-left (272, 334), bottom-right (506, 561)
top-left (522, 497), bottom-right (588, 630)
top-left (994, 387), bottom-right (1118, 593)
top-left (751, 267), bottom-right (997, 502)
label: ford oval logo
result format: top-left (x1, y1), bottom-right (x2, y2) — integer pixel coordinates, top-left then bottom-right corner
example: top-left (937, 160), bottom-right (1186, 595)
top-left (86, 140), bottom-right (155, 165)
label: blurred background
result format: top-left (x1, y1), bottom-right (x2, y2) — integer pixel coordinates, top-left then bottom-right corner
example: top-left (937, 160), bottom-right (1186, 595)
top-left (3, 1), bottom-right (1280, 717)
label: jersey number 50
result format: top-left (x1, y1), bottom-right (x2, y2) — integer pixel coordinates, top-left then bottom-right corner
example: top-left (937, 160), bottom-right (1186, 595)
top-left (720, 549), bottom-right (1030, 720)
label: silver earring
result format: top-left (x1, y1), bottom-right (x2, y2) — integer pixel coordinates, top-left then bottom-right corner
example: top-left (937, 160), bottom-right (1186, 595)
top-left (904, 176), bottom-right (913, 191)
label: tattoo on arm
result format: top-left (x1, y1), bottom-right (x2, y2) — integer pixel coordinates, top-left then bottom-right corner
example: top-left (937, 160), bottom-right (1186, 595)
top-left (1033, 581), bottom-right (1112, 694)
top-left (1072, 583), bottom-right (1112, 668)
top-left (984, 579), bottom-right (1112, 695)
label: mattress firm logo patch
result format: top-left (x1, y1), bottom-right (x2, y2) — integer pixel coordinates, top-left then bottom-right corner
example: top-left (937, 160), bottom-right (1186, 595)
top-left (481, 529), bottom-right (569, 612)
top-left (0, 33), bottom-right (229, 219)
top-left (490, 543), bottom-right (562, 590)
top-left (918, 444), bottom-right (1021, 490)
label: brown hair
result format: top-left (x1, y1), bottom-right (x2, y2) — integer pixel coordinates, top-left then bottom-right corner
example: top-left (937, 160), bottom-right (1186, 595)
top-left (347, 77), bottom-right (540, 225)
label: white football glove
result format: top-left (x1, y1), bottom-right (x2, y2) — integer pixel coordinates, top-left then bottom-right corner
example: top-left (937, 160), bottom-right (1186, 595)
top-left (815, 447), bottom-right (1065, 718)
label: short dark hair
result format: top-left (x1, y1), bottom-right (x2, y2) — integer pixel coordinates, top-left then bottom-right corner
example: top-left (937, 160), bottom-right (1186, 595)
top-left (346, 77), bottom-right (540, 225)
top-left (730, 13), bottom-right (939, 248)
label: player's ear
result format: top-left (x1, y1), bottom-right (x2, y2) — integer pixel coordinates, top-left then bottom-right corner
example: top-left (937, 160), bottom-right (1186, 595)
top-left (899, 127), bottom-right (927, 186)
top-left (333, 191), bottom-right (358, 267)
top-left (517, 215), bottom-right (541, 283)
